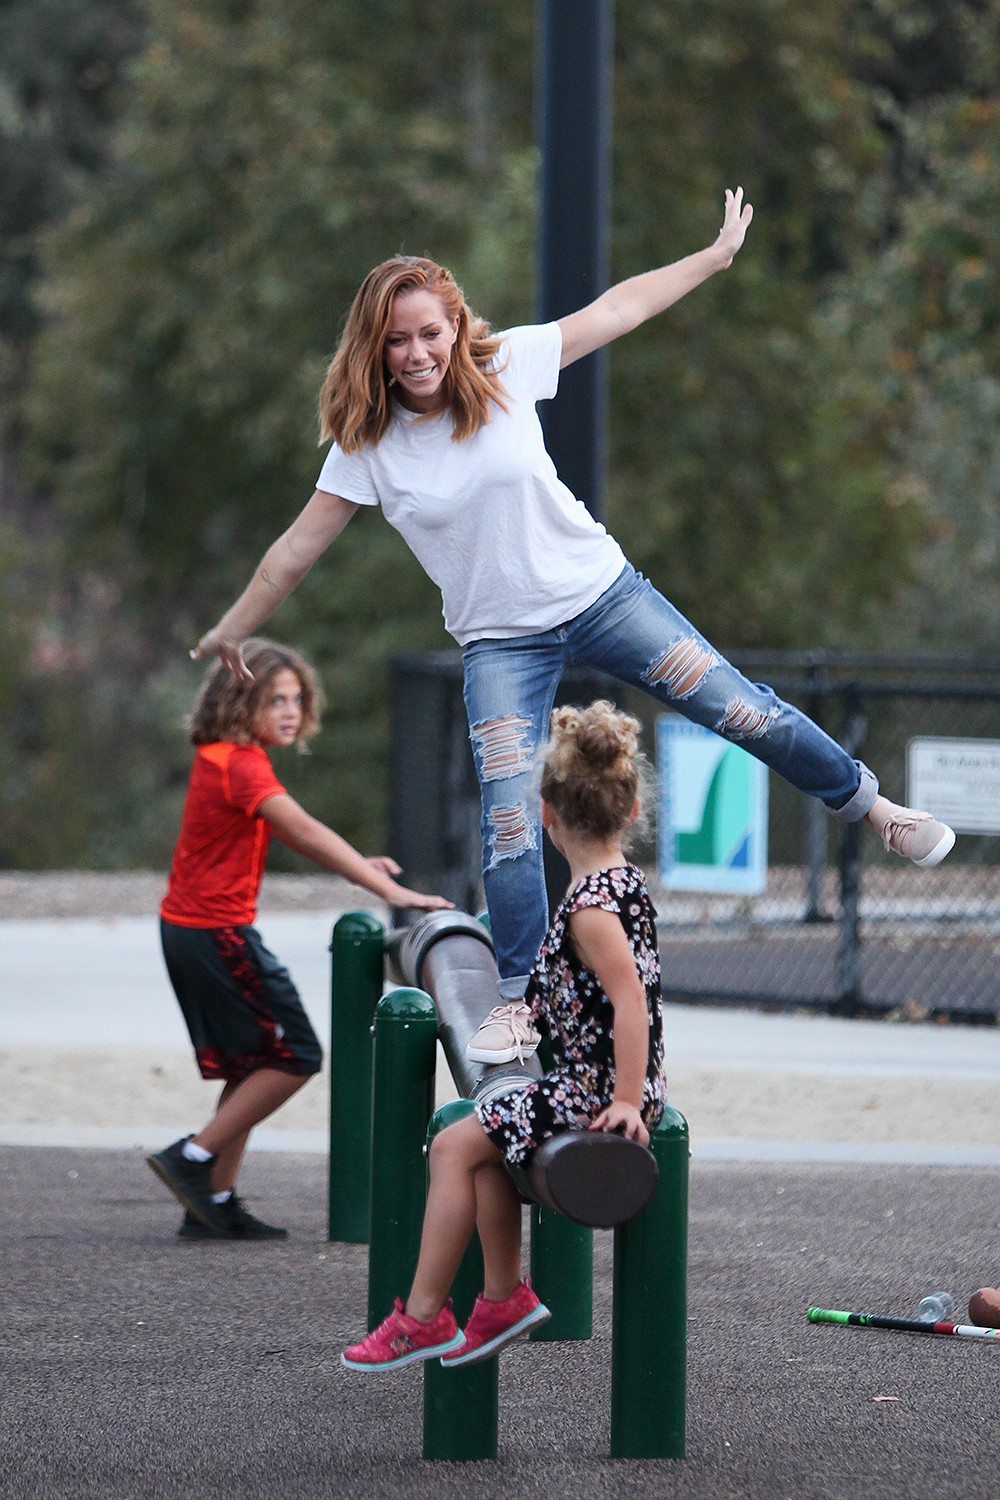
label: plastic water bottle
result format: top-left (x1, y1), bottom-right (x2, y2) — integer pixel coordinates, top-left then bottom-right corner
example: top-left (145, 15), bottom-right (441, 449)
top-left (917, 1291), bottom-right (957, 1323)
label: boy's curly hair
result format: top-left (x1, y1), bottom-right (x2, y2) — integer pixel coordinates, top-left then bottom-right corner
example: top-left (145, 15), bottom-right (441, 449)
top-left (188, 639), bottom-right (322, 751)
top-left (540, 700), bottom-right (650, 843)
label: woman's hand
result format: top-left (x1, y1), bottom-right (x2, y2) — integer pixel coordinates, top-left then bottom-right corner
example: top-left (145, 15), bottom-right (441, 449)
top-left (715, 186), bottom-right (753, 269)
top-left (589, 1101), bottom-right (649, 1148)
top-left (190, 628), bottom-right (253, 681)
top-left (559, 186), bottom-right (755, 366)
top-left (367, 855), bottom-right (403, 877)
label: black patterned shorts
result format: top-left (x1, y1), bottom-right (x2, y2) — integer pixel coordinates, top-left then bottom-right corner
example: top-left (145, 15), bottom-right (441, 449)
top-left (160, 919), bottom-right (323, 1083)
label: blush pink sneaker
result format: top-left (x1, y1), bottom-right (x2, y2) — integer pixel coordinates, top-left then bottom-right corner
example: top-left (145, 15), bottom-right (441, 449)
top-left (440, 1279), bottom-right (551, 1367)
top-left (866, 796), bottom-right (955, 868)
top-left (341, 1297), bottom-right (463, 1371)
top-left (465, 1002), bottom-right (540, 1064)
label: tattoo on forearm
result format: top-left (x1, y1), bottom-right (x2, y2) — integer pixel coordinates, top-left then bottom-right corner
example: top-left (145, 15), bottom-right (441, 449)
top-left (260, 566), bottom-right (280, 594)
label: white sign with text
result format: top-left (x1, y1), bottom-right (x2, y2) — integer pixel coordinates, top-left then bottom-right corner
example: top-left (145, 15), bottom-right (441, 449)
top-left (906, 737), bottom-right (1000, 835)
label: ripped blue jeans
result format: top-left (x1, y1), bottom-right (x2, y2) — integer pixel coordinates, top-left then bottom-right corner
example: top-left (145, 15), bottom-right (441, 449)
top-left (462, 563), bottom-right (878, 994)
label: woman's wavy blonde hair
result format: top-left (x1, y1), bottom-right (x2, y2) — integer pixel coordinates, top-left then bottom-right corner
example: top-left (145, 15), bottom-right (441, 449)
top-left (318, 256), bottom-right (509, 452)
top-left (189, 639), bottom-right (322, 752)
top-left (540, 701), bottom-right (650, 844)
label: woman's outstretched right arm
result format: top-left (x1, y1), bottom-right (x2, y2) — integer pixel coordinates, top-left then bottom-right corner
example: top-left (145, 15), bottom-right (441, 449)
top-left (191, 490), bottom-right (358, 679)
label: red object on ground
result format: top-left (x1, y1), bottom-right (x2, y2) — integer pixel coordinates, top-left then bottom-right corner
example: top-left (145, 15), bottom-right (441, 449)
top-left (968, 1288), bottom-right (1000, 1328)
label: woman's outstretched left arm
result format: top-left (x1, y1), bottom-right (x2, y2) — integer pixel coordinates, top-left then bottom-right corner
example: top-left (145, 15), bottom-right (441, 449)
top-left (558, 186), bottom-right (753, 369)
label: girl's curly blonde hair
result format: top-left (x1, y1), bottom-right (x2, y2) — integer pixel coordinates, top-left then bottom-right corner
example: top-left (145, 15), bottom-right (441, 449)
top-left (540, 700), bottom-right (649, 843)
top-left (188, 639), bottom-right (322, 751)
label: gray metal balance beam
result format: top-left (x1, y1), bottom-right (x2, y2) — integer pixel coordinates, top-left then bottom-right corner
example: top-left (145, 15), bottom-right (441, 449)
top-left (389, 910), bottom-right (658, 1230)
top-left (393, 910), bottom-right (543, 1106)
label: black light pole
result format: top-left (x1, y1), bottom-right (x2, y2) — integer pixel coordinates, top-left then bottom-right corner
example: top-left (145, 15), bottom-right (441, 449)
top-left (536, 0), bottom-right (614, 521)
top-left (537, 0), bottom-right (615, 914)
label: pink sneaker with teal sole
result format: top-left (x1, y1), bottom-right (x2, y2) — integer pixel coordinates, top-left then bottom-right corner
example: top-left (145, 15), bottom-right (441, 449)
top-left (440, 1279), bottom-right (551, 1367)
top-left (341, 1297), bottom-right (463, 1371)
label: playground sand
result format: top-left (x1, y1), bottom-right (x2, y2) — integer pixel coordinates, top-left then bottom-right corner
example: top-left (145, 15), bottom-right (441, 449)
top-left (1, 1046), bottom-right (998, 1146)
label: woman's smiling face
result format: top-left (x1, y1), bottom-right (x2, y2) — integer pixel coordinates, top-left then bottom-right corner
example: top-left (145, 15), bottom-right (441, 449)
top-left (383, 289), bottom-right (460, 413)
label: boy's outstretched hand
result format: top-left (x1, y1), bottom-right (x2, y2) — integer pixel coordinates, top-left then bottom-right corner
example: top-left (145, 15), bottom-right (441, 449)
top-left (366, 856), bottom-right (452, 910)
top-left (260, 794), bottom-right (453, 909)
top-left (589, 1100), bottom-right (649, 1149)
top-left (388, 886), bottom-right (454, 912)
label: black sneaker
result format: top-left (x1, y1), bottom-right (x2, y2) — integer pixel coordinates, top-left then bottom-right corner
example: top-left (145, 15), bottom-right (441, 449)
top-left (146, 1136), bottom-right (225, 1232)
top-left (177, 1194), bottom-right (288, 1240)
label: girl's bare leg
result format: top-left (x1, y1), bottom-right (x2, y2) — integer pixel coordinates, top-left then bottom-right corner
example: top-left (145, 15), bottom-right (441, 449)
top-left (406, 1113), bottom-right (515, 1322)
top-left (191, 1069), bottom-right (309, 1190)
top-left (473, 1161), bottom-right (522, 1301)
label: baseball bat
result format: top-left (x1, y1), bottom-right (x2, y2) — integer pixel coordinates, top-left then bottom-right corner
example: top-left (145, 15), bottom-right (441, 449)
top-left (808, 1306), bottom-right (1000, 1341)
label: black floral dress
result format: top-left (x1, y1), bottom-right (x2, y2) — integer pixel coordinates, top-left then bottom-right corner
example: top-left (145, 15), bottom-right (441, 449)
top-left (476, 863), bottom-right (667, 1166)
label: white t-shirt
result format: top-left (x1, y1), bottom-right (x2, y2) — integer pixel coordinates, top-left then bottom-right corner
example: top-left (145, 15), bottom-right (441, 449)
top-left (315, 322), bottom-right (626, 646)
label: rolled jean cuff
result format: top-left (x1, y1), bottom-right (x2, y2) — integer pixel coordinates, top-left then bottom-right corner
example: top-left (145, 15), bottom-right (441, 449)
top-left (827, 762), bottom-right (879, 822)
top-left (497, 974), bottom-right (530, 1002)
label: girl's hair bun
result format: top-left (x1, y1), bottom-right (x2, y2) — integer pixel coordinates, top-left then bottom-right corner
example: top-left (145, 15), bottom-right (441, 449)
top-left (541, 700), bottom-right (647, 842)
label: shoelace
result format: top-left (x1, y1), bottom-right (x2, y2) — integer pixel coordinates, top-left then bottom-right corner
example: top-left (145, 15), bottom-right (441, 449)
top-left (355, 1307), bottom-right (408, 1355)
top-left (480, 1003), bottom-right (538, 1065)
top-left (880, 810), bottom-right (930, 855)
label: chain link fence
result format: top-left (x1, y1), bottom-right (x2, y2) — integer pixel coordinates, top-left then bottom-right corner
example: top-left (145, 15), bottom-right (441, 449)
top-left (391, 651), bottom-right (1000, 1024)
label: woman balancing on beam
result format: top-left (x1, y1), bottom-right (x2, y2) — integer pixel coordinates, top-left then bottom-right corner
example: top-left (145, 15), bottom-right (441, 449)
top-left (193, 186), bottom-right (955, 1068)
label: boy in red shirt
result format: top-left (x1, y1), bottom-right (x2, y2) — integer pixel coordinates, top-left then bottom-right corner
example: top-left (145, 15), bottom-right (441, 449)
top-left (148, 638), bottom-right (449, 1239)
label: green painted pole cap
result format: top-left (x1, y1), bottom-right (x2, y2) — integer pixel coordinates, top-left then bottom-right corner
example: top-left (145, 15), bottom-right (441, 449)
top-left (376, 987), bottom-right (437, 1021)
top-left (426, 1099), bottom-right (476, 1147)
top-left (332, 911), bottom-right (385, 942)
top-left (653, 1105), bottom-right (690, 1141)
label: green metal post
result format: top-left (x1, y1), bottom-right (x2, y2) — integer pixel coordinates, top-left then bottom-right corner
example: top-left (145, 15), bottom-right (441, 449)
top-left (422, 1101), bottom-right (499, 1462)
top-left (529, 1206), bottom-right (593, 1340)
top-left (367, 987), bottom-right (438, 1330)
top-left (610, 1106), bottom-right (689, 1458)
top-left (328, 911), bottom-right (385, 1243)
top-left (526, 1033), bottom-right (593, 1341)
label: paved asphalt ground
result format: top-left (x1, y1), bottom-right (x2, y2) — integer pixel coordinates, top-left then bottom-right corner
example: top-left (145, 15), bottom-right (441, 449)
top-left (4, 1147), bottom-right (1000, 1500)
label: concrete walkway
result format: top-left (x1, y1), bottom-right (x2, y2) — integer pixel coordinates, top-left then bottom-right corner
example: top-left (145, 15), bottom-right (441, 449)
top-left (6, 911), bottom-right (1000, 1073)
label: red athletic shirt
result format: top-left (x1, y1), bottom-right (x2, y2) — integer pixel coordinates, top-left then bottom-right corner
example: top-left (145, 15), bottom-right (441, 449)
top-left (160, 743), bottom-right (286, 928)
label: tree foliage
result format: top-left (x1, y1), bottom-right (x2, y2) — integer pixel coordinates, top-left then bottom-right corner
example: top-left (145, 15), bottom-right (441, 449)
top-left (0, 0), bottom-right (141, 391)
top-left (5, 0), bottom-right (1000, 867)
top-left (823, 0), bottom-right (1000, 646)
top-left (18, 0), bottom-right (536, 864)
top-left (0, 0), bottom-right (143, 865)
top-left (609, 0), bottom-right (918, 648)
